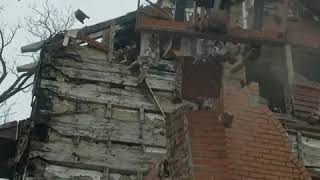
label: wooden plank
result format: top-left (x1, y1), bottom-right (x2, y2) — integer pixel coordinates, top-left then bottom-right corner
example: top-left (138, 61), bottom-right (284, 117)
top-left (41, 79), bottom-right (168, 100)
top-left (285, 44), bottom-right (294, 113)
top-left (294, 91), bottom-right (320, 101)
top-left (108, 21), bottom-right (115, 61)
top-left (293, 100), bottom-right (318, 110)
top-left (78, 33), bottom-right (107, 52)
top-left (41, 104), bottom-right (165, 123)
top-left (51, 58), bottom-right (176, 81)
top-left (17, 62), bottom-right (38, 73)
top-left (47, 113), bottom-right (166, 147)
top-left (50, 59), bottom-right (176, 83)
top-left (293, 92), bottom-right (320, 102)
top-left (40, 80), bottom-right (189, 113)
top-left (29, 132), bottom-right (161, 174)
top-left (44, 164), bottom-right (103, 180)
top-left (39, 96), bottom-right (144, 119)
top-left (63, 46), bottom-right (176, 72)
top-left (80, 11), bottom-right (136, 35)
top-left (293, 105), bottom-right (318, 114)
top-left (46, 63), bottom-right (176, 92)
top-left (44, 164), bottom-right (138, 180)
top-left (64, 46), bottom-right (107, 62)
top-left (21, 40), bottom-right (45, 53)
top-left (137, 16), bottom-right (285, 45)
top-left (144, 79), bottom-right (166, 118)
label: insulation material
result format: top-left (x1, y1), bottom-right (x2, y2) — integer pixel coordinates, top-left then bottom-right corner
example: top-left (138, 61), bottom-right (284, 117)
top-left (289, 133), bottom-right (320, 168)
top-left (302, 136), bottom-right (320, 167)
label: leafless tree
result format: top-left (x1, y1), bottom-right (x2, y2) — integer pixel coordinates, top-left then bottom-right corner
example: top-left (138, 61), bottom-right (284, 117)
top-left (25, 0), bottom-right (75, 40)
top-left (0, 0), bottom-right (75, 123)
top-left (0, 102), bottom-right (16, 124)
top-left (0, 25), bottom-right (33, 104)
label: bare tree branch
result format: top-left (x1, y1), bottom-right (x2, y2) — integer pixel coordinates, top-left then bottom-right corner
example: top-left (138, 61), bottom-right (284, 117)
top-left (0, 26), bottom-right (20, 84)
top-left (0, 29), bottom-right (7, 84)
top-left (0, 72), bottom-right (34, 103)
top-left (0, 0), bottom-right (75, 122)
top-left (25, 0), bottom-right (75, 40)
top-left (0, 102), bottom-right (16, 124)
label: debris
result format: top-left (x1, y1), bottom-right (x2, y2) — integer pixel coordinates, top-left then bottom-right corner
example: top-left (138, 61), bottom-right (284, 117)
top-left (74, 9), bottom-right (90, 24)
top-left (78, 32), bottom-right (107, 52)
top-left (12, 1), bottom-right (320, 179)
top-left (62, 29), bottom-right (80, 46)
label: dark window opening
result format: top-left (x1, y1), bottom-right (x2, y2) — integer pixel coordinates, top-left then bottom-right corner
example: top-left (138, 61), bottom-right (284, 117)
top-left (293, 47), bottom-right (320, 83)
top-left (246, 46), bottom-right (287, 113)
top-left (182, 59), bottom-right (223, 105)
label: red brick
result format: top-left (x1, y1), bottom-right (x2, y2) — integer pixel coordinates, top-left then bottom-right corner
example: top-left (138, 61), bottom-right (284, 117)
top-left (248, 172), bottom-right (265, 179)
top-left (265, 174), bottom-right (279, 180)
top-left (167, 88), bottom-right (311, 180)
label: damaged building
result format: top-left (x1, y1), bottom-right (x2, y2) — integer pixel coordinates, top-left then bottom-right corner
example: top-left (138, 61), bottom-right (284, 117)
top-left (1, 0), bottom-right (320, 179)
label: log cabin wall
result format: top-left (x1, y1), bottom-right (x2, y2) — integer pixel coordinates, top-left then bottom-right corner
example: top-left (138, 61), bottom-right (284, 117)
top-left (25, 42), bottom-right (190, 179)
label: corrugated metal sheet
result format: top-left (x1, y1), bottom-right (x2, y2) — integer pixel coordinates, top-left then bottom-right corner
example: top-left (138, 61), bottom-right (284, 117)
top-left (293, 80), bottom-right (320, 118)
top-left (287, 20), bottom-right (320, 49)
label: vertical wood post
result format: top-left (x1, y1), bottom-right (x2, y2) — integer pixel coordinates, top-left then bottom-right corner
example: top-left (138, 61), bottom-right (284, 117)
top-left (285, 44), bottom-right (294, 113)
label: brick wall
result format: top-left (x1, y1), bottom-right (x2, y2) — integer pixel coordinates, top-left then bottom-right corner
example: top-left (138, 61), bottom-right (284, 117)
top-left (224, 85), bottom-right (311, 180)
top-left (188, 111), bottom-right (230, 180)
top-left (169, 85), bottom-right (311, 180)
top-left (167, 106), bottom-right (193, 180)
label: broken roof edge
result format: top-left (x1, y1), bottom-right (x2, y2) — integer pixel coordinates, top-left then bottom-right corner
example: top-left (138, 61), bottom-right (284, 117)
top-left (80, 10), bottom-right (137, 35)
top-left (20, 10), bottom-right (137, 54)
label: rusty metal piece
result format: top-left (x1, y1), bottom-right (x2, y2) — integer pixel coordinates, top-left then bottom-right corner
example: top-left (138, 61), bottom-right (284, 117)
top-left (292, 80), bottom-right (320, 119)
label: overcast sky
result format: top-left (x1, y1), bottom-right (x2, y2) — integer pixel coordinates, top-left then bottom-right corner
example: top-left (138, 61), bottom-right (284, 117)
top-left (0, 0), bottom-right (156, 122)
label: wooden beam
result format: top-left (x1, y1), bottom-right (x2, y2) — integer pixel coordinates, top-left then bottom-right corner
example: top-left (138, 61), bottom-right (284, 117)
top-left (17, 61), bottom-right (38, 73)
top-left (144, 79), bottom-right (166, 118)
top-left (78, 33), bottom-right (107, 52)
top-left (40, 80), bottom-right (189, 113)
top-left (21, 40), bottom-right (45, 53)
top-left (136, 16), bottom-right (285, 45)
top-left (254, 0), bottom-right (264, 30)
top-left (47, 113), bottom-right (166, 147)
top-left (285, 44), bottom-right (294, 113)
top-left (80, 11), bottom-right (136, 35)
top-left (29, 133), bottom-right (152, 174)
top-left (108, 22), bottom-right (115, 61)
top-left (44, 62), bottom-right (176, 91)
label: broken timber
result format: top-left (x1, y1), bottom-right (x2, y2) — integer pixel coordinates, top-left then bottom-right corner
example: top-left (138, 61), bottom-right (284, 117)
top-left (136, 16), bottom-right (285, 45)
top-left (22, 36), bottom-right (195, 178)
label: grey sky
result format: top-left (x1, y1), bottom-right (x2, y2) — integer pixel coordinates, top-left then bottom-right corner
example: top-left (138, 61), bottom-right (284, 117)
top-left (0, 0), bottom-right (155, 122)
